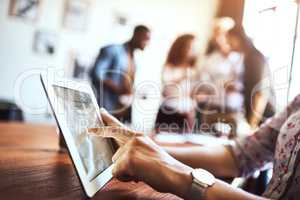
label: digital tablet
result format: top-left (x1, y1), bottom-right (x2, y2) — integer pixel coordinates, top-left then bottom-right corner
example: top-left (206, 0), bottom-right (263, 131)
top-left (41, 74), bottom-right (115, 197)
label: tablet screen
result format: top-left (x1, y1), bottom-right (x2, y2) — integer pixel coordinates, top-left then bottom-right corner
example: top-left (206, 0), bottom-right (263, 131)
top-left (53, 85), bottom-right (114, 181)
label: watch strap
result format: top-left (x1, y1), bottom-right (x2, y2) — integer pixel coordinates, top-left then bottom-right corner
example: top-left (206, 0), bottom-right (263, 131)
top-left (186, 181), bottom-right (207, 200)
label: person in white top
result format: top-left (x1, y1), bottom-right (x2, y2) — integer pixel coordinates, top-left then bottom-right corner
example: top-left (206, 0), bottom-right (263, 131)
top-left (199, 18), bottom-right (245, 113)
top-left (156, 34), bottom-right (198, 133)
top-left (198, 20), bottom-right (274, 135)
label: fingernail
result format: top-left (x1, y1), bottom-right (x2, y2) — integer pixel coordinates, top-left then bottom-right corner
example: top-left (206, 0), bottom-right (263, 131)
top-left (112, 166), bottom-right (116, 175)
top-left (112, 155), bottom-right (116, 163)
top-left (100, 107), bottom-right (108, 113)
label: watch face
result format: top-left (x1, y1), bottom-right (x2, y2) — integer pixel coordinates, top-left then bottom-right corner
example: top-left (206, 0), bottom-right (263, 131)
top-left (192, 169), bottom-right (215, 186)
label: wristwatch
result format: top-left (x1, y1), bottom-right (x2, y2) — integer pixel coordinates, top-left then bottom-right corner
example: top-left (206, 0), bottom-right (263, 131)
top-left (186, 168), bottom-right (216, 200)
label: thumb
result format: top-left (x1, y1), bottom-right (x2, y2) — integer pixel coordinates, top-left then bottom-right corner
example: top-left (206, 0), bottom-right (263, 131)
top-left (112, 153), bottom-right (135, 182)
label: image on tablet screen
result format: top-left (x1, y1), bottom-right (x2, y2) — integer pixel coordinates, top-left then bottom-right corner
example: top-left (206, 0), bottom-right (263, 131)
top-left (53, 85), bottom-right (114, 181)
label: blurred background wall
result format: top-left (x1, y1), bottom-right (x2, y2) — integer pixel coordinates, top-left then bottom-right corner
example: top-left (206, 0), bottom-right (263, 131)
top-left (0, 0), bottom-right (218, 127)
top-left (3, 0), bottom-right (299, 132)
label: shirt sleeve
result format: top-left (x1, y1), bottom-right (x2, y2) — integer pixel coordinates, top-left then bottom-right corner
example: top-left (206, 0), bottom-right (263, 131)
top-left (227, 94), bottom-right (300, 177)
top-left (94, 47), bottom-right (114, 81)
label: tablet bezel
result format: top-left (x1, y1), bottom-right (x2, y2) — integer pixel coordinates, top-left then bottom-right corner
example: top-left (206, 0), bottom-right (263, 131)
top-left (40, 74), bottom-right (114, 197)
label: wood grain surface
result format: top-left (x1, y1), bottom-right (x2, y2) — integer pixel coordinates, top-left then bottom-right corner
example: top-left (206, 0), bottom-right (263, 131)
top-left (0, 122), bottom-right (181, 200)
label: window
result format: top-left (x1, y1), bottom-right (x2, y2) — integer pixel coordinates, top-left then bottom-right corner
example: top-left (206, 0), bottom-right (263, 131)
top-left (243, 0), bottom-right (299, 110)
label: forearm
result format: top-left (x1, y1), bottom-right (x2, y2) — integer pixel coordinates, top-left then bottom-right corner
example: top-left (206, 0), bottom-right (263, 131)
top-left (164, 145), bottom-right (239, 178)
top-left (249, 92), bottom-right (267, 128)
top-left (204, 179), bottom-right (269, 200)
top-left (172, 158), bottom-right (268, 200)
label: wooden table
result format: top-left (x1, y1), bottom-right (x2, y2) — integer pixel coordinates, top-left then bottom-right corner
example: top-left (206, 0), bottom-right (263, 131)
top-left (0, 122), bottom-right (181, 200)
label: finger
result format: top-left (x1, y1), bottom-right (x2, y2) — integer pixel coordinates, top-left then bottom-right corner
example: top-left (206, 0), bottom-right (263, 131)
top-left (88, 126), bottom-right (118, 137)
top-left (134, 131), bottom-right (144, 137)
top-left (100, 108), bottom-right (123, 127)
top-left (88, 126), bottom-right (139, 143)
top-left (112, 146), bottom-right (127, 163)
top-left (111, 139), bottom-right (134, 162)
top-left (88, 126), bottom-right (126, 145)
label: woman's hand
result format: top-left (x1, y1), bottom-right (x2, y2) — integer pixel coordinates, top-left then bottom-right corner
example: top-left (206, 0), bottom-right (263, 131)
top-left (98, 129), bottom-right (193, 198)
top-left (88, 109), bottom-right (193, 198)
top-left (109, 135), bottom-right (268, 200)
top-left (88, 109), bottom-right (267, 200)
top-left (112, 136), bottom-right (193, 198)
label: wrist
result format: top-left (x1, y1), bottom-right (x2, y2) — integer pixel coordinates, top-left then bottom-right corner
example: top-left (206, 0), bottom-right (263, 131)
top-left (171, 164), bottom-right (193, 198)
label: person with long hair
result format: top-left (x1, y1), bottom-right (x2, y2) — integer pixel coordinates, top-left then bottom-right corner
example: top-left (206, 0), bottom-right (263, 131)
top-left (155, 34), bottom-right (198, 133)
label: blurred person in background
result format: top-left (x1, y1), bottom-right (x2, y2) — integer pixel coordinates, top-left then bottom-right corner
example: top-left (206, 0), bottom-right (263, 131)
top-left (201, 18), bottom-right (245, 111)
top-left (196, 18), bottom-right (274, 136)
top-left (155, 34), bottom-right (198, 133)
top-left (227, 28), bottom-right (275, 129)
top-left (196, 18), bottom-right (245, 136)
top-left (89, 25), bottom-right (151, 122)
